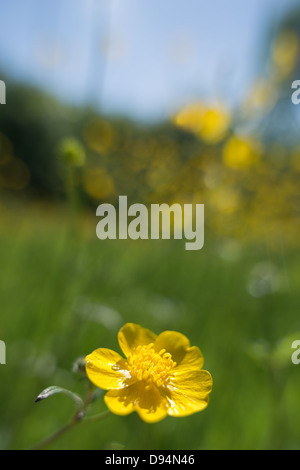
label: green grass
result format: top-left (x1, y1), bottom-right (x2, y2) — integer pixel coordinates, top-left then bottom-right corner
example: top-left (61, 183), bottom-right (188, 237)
top-left (0, 204), bottom-right (300, 450)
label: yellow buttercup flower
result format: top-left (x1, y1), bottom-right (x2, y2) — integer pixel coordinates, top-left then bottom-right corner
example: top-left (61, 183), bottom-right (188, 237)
top-left (222, 135), bottom-right (261, 169)
top-left (173, 102), bottom-right (230, 144)
top-left (85, 323), bottom-right (213, 423)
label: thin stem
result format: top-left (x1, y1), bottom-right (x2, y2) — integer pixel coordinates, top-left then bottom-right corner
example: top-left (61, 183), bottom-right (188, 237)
top-left (30, 419), bottom-right (79, 450)
top-left (84, 409), bottom-right (111, 424)
top-left (30, 409), bottom-right (111, 450)
top-left (31, 383), bottom-right (110, 450)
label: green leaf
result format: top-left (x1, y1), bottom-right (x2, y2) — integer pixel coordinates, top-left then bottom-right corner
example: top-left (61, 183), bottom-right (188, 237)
top-left (35, 386), bottom-right (84, 410)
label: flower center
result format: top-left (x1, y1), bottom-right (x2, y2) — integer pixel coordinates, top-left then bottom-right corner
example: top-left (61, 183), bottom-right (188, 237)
top-left (126, 343), bottom-right (176, 388)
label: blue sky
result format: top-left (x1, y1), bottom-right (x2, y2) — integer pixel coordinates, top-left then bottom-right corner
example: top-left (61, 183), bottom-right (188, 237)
top-left (0, 0), bottom-right (299, 121)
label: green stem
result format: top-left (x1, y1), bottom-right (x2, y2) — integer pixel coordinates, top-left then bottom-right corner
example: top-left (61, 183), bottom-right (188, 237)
top-left (30, 409), bottom-right (111, 450)
top-left (84, 409), bottom-right (111, 424)
top-left (31, 383), bottom-right (110, 450)
top-left (65, 166), bottom-right (81, 237)
top-left (30, 419), bottom-right (79, 450)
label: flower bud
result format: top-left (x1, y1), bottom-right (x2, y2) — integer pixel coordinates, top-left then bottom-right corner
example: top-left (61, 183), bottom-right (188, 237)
top-left (57, 138), bottom-right (86, 167)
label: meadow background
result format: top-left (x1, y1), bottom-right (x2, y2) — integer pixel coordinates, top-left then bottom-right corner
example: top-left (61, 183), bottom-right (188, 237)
top-left (0, 0), bottom-right (300, 450)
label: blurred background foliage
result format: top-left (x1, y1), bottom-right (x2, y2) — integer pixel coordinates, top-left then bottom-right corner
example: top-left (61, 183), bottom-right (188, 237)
top-left (0, 0), bottom-right (300, 450)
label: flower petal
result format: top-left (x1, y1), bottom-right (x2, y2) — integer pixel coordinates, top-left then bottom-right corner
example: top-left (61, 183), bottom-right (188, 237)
top-left (85, 348), bottom-right (130, 390)
top-left (136, 403), bottom-right (168, 423)
top-left (118, 323), bottom-right (157, 357)
top-left (163, 369), bottom-right (213, 417)
top-left (153, 331), bottom-right (190, 364)
top-left (136, 384), bottom-right (168, 423)
top-left (104, 387), bottom-right (136, 416)
top-left (105, 382), bottom-right (168, 423)
top-left (174, 346), bottom-right (204, 373)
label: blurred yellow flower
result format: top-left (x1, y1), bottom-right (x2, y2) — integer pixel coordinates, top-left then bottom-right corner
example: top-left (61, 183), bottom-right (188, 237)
top-left (197, 106), bottom-right (231, 144)
top-left (85, 323), bottom-right (212, 423)
top-left (223, 135), bottom-right (261, 169)
top-left (210, 187), bottom-right (240, 214)
top-left (173, 103), bottom-right (205, 133)
top-left (83, 167), bottom-right (115, 200)
top-left (174, 102), bottom-right (230, 144)
top-left (84, 119), bottom-right (115, 155)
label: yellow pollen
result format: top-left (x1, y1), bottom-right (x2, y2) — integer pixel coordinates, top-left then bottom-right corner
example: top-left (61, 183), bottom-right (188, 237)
top-left (126, 344), bottom-right (176, 387)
